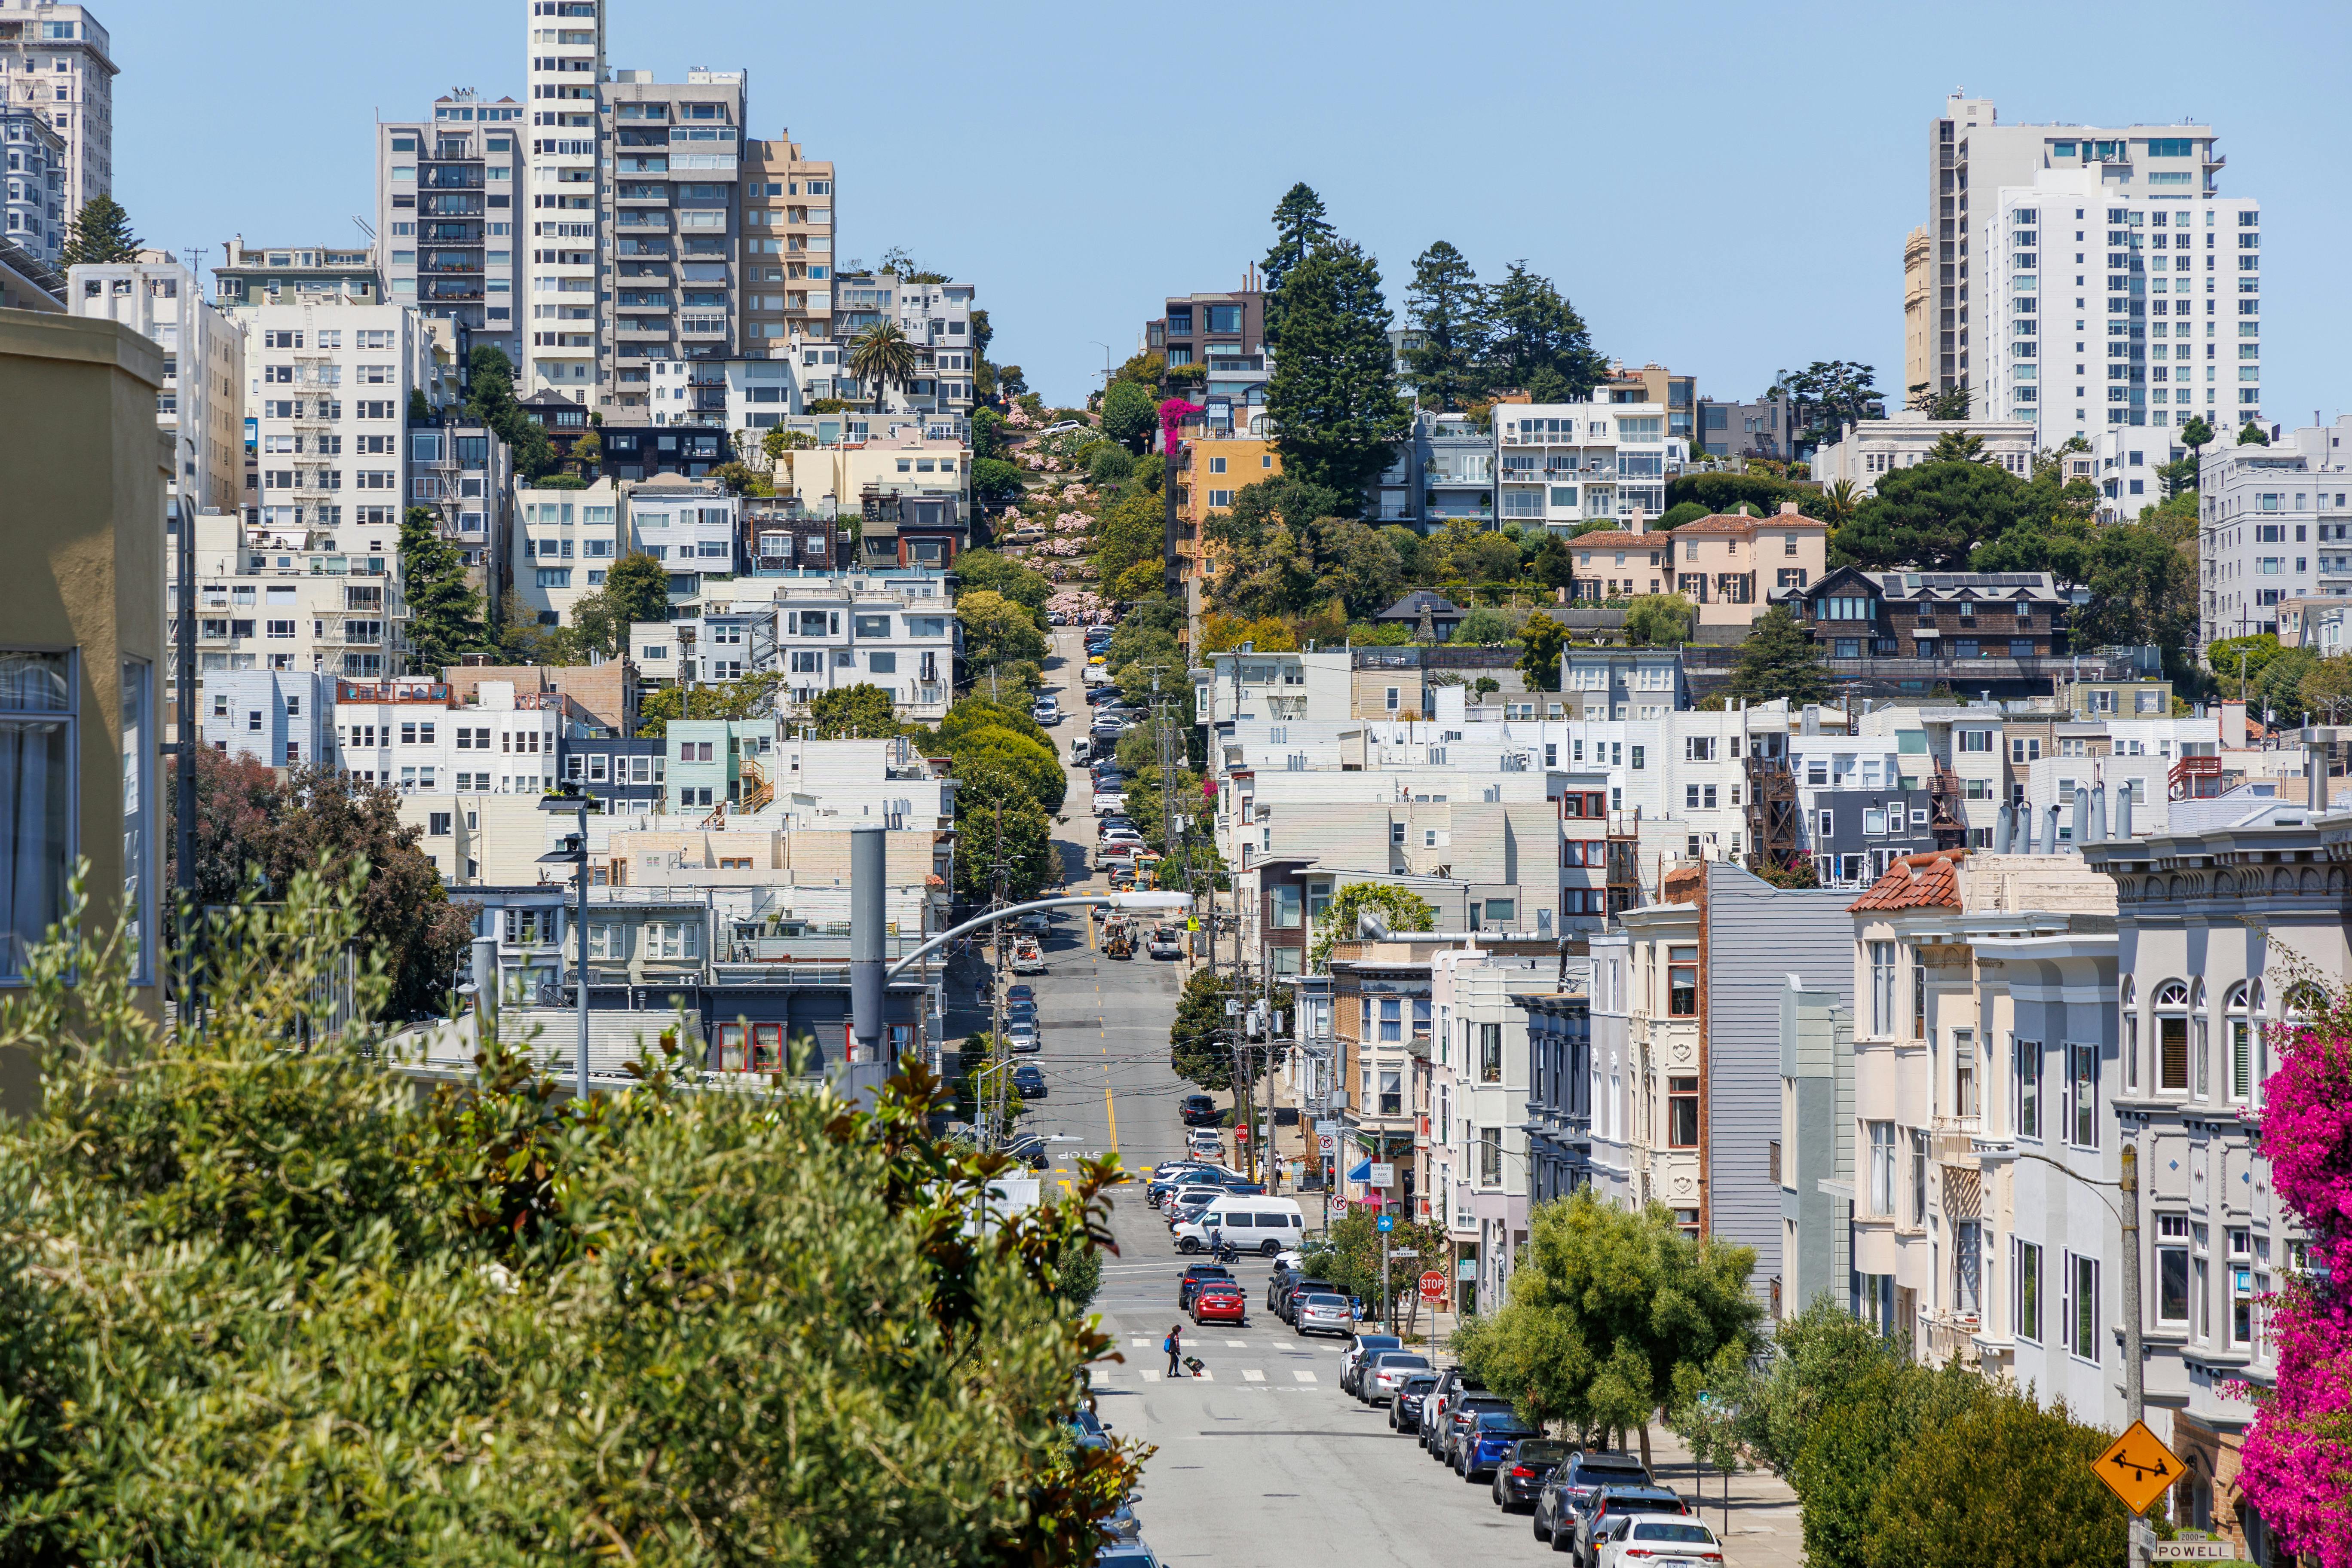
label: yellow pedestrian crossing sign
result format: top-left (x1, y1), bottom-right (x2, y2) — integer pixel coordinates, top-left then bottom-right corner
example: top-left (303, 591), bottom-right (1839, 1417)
top-left (2092, 1419), bottom-right (2182, 1516)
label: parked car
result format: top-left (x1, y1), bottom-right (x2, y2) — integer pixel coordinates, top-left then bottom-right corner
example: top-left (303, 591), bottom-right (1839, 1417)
top-left (1273, 1274), bottom-right (1336, 1322)
top-left (1363, 1351), bottom-right (1433, 1405)
top-left (1597, 1518), bottom-right (1721, 1568)
top-left (1005, 983), bottom-right (1035, 1004)
top-left (1178, 1094), bottom-right (1222, 1128)
top-left (1185, 1129), bottom-right (1223, 1159)
top-left (1031, 700), bottom-right (1060, 726)
top-left (1391, 1372), bottom-right (1440, 1433)
top-left (1337, 1334), bottom-right (1403, 1395)
top-left (1146, 926), bottom-right (1184, 959)
top-left (1570, 1486), bottom-right (1689, 1568)
top-left (1094, 793), bottom-right (1129, 818)
top-left (1292, 1293), bottom-right (1355, 1337)
top-left (1492, 1437), bottom-right (1571, 1512)
top-left (1005, 1017), bottom-right (1041, 1054)
top-left (1534, 1449), bottom-right (1652, 1545)
top-left (1145, 1165), bottom-right (1234, 1203)
top-left (1176, 1264), bottom-right (1233, 1310)
top-left (1418, 1369), bottom-right (1488, 1456)
top-left (1457, 1409), bottom-right (1543, 1481)
top-left (1010, 1062), bottom-right (1047, 1100)
top-left (1016, 910), bottom-right (1054, 935)
top-left (1190, 1283), bottom-right (1246, 1326)
top-left (1439, 1397), bottom-right (1518, 1469)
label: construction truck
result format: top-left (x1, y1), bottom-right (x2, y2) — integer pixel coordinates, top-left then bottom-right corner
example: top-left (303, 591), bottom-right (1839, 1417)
top-left (1010, 936), bottom-right (1047, 974)
top-left (1104, 917), bottom-right (1137, 960)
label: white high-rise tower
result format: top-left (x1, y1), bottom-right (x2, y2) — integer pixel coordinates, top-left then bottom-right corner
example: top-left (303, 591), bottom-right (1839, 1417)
top-left (523, 0), bottom-right (604, 401)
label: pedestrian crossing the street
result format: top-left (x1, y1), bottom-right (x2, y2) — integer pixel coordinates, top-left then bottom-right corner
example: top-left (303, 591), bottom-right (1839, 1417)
top-left (1096, 1338), bottom-right (1340, 1393)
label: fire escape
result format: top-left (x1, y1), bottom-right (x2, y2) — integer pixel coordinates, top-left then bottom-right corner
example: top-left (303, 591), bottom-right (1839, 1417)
top-left (1745, 750), bottom-right (1800, 872)
top-left (1926, 768), bottom-right (1970, 851)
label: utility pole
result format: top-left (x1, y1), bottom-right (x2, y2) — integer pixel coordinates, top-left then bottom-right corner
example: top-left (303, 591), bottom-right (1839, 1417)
top-left (2121, 1142), bottom-right (2143, 1422)
top-left (172, 495), bottom-right (196, 1027)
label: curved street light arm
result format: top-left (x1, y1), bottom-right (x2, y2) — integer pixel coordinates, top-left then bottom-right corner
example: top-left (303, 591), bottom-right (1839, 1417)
top-left (885, 893), bottom-right (1190, 982)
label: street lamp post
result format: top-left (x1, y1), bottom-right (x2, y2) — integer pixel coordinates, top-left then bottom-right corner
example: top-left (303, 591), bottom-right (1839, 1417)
top-left (537, 784), bottom-right (600, 1101)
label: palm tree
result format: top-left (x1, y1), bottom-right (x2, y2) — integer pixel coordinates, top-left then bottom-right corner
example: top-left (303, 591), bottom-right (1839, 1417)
top-left (848, 320), bottom-right (919, 411)
top-left (1821, 478), bottom-right (1862, 527)
top-left (1928, 429), bottom-right (1987, 464)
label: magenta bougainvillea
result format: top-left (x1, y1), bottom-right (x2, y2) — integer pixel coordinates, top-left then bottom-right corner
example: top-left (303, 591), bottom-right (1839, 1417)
top-left (2239, 1013), bottom-right (2352, 1565)
top-left (1158, 397), bottom-right (1204, 459)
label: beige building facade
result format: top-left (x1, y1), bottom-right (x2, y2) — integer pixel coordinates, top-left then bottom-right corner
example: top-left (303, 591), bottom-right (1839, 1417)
top-left (0, 307), bottom-right (170, 1100)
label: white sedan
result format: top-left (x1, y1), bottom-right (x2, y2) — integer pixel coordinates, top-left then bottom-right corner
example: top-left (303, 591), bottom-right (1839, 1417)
top-left (1599, 1518), bottom-right (1724, 1568)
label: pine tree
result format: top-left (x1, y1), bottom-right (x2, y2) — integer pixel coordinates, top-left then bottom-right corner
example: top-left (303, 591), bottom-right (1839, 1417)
top-left (1403, 240), bottom-right (1489, 411)
top-left (1725, 606), bottom-right (1834, 706)
top-left (397, 507), bottom-right (485, 674)
top-left (58, 194), bottom-right (140, 266)
top-left (1484, 261), bottom-right (1608, 402)
top-left (1259, 182), bottom-right (1334, 349)
top-left (1263, 239), bottom-right (1407, 502)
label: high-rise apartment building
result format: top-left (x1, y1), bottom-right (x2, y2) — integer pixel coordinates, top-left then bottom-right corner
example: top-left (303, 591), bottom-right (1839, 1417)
top-left (2, 105), bottom-right (63, 265)
top-left (603, 67), bottom-right (743, 419)
top-left (522, 0), bottom-right (605, 403)
top-left (242, 301), bottom-right (431, 537)
top-left (213, 237), bottom-right (383, 316)
top-left (1981, 170), bottom-right (2259, 450)
top-left (2195, 415), bottom-right (2352, 646)
top-left (740, 133), bottom-right (833, 349)
top-left (1922, 93), bottom-right (2249, 450)
top-left (378, 91), bottom-right (526, 371)
top-left (0, 3), bottom-right (113, 217)
top-left (67, 251), bottom-right (246, 519)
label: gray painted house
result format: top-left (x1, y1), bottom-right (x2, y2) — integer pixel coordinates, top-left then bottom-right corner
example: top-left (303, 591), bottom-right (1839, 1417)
top-left (1779, 981), bottom-right (1855, 1321)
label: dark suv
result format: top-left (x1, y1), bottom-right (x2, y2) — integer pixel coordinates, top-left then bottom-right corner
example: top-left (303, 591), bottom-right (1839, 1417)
top-left (1274, 1275), bottom-right (1337, 1323)
top-left (1176, 1265), bottom-right (1234, 1310)
top-left (1492, 1437), bottom-right (1571, 1511)
top-left (1179, 1094), bottom-right (1222, 1127)
top-left (1419, 1370), bottom-right (1489, 1457)
top-left (1534, 1449), bottom-right (1652, 1547)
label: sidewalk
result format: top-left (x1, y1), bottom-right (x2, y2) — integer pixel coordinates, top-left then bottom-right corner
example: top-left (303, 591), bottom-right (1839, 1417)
top-left (1639, 1426), bottom-right (1806, 1568)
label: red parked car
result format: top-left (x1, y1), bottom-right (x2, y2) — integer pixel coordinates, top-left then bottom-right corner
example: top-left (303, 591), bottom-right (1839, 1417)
top-left (1191, 1284), bottom-right (1247, 1326)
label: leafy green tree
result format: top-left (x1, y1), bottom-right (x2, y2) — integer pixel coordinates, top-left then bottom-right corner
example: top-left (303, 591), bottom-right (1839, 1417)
top-left (1266, 240), bottom-right (1409, 500)
top-left (2180, 414), bottom-right (2216, 475)
top-left (164, 758), bottom-right (475, 1020)
top-left (1450, 605), bottom-right (1519, 646)
top-left (464, 346), bottom-right (556, 481)
top-left (2258, 645), bottom-right (2320, 725)
top-left (634, 671), bottom-right (786, 738)
top-left (1792, 1358), bottom-right (1990, 1568)
top-left (1517, 609), bottom-right (1567, 693)
top-left (959, 588), bottom-right (1050, 669)
top-left (1666, 471), bottom-right (1816, 518)
top-left (1403, 240), bottom-right (1490, 410)
top-left (925, 698), bottom-right (1064, 815)
top-left (1212, 473), bottom-right (1345, 550)
top-left (1622, 593), bottom-right (1695, 647)
top-left (1866, 1386), bottom-right (2130, 1568)
top-left (954, 769), bottom-right (1057, 903)
top-left (2207, 632), bottom-right (2282, 694)
top-left (407, 387), bottom-right (432, 422)
top-left (1907, 381), bottom-right (1972, 420)
top-left (1659, 500), bottom-right (1711, 530)
top-left (397, 505), bottom-right (485, 672)
top-left (1927, 429), bottom-right (1986, 463)
top-left (58, 193), bottom-right (140, 265)
top-left (972, 456), bottom-right (1026, 511)
top-left (1088, 491), bottom-right (1167, 591)
top-left (2238, 421), bottom-right (2271, 445)
top-left (808, 683), bottom-right (901, 738)
top-left (761, 425), bottom-right (815, 462)
top-left (1100, 378), bottom-right (1156, 453)
top-left (2067, 522), bottom-right (2197, 652)
top-left (1087, 443), bottom-right (1135, 487)
top-left (2299, 654), bottom-right (2352, 724)
top-left (1726, 606), bottom-right (1834, 706)
top-left (708, 458), bottom-right (772, 497)
top-left (1775, 361), bottom-right (1883, 449)
top-left (1302, 1206), bottom-right (1451, 1324)
top-left (969, 405), bottom-right (1007, 461)
top-left (1168, 966), bottom-right (1269, 1096)
top-left (1482, 261), bottom-right (1608, 403)
top-left (1259, 181), bottom-right (1335, 348)
top-left (1832, 458), bottom-right (2030, 572)
top-left (1452, 1190), bottom-right (1762, 1463)
top-left (1530, 536), bottom-right (1576, 591)
top-left (848, 318), bottom-right (919, 407)
top-left (605, 548), bottom-right (674, 629)
top-left (1694, 1295), bottom-right (1900, 1479)
top-left (0, 877), bottom-right (1135, 1564)
top-left (1307, 882), bottom-right (1438, 971)
top-left (952, 548), bottom-right (1053, 610)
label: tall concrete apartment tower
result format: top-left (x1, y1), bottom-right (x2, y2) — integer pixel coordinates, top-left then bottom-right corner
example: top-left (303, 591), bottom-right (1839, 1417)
top-left (523, 0), bottom-right (605, 403)
top-left (741, 133), bottom-right (834, 350)
top-left (0, 3), bottom-right (113, 218)
top-left (1921, 95), bottom-right (2234, 420)
top-left (603, 66), bottom-right (742, 420)
top-left (378, 91), bottom-right (527, 373)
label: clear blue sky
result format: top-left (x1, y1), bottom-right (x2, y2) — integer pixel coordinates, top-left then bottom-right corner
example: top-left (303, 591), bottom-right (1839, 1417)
top-left (109, 0), bottom-right (2352, 425)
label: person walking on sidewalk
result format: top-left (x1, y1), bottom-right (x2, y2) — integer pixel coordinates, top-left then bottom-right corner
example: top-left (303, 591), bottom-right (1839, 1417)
top-left (1164, 1323), bottom-right (1184, 1378)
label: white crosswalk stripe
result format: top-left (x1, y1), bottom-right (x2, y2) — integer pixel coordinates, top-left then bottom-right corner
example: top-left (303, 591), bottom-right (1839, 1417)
top-left (1243, 1369), bottom-right (1265, 1382)
top-left (1225, 1340), bottom-right (1247, 1348)
top-left (1292, 1370), bottom-right (1317, 1383)
top-left (1142, 1369), bottom-right (1160, 1381)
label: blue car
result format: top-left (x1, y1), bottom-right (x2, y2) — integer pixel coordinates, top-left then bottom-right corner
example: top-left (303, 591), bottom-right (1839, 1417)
top-left (1012, 1063), bottom-right (1047, 1099)
top-left (1455, 1411), bottom-right (1542, 1481)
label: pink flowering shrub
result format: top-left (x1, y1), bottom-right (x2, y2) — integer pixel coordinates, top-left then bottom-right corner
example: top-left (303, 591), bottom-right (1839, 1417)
top-left (2239, 1014), bottom-right (2352, 1564)
top-left (1158, 397), bottom-right (1204, 458)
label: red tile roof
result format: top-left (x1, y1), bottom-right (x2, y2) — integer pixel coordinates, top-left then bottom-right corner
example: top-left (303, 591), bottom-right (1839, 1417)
top-left (1674, 511), bottom-right (1826, 536)
top-left (1847, 848), bottom-right (1967, 914)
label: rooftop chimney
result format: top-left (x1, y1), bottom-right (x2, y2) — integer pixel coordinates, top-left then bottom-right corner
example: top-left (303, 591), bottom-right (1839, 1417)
top-left (1626, 507), bottom-right (1646, 536)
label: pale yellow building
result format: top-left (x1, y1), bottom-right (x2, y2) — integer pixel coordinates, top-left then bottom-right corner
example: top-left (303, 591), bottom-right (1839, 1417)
top-left (0, 308), bottom-right (171, 1095)
top-left (1903, 225), bottom-right (1932, 404)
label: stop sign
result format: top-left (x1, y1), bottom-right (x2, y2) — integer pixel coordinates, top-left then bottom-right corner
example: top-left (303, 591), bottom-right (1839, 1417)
top-left (1419, 1270), bottom-right (1447, 1302)
top-left (1234, 1125), bottom-right (1250, 1142)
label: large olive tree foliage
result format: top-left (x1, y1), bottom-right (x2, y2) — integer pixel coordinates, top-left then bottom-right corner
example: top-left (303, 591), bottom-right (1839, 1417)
top-left (0, 870), bottom-right (1138, 1565)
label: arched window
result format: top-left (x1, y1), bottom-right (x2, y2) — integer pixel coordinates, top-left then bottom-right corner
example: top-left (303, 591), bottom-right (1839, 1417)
top-left (2122, 977), bottom-right (2140, 1092)
top-left (2152, 981), bottom-right (2190, 1094)
top-left (2225, 983), bottom-right (2255, 1103)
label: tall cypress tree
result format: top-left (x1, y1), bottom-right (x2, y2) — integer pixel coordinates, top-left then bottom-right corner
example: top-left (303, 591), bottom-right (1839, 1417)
top-left (398, 507), bottom-right (486, 674)
top-left (58, 195), bottom-right (141, 266)
top-left (1483, 260), bottom-right (1608, 403)
top-left (1264, 239), bottom-right (1407, 504)
top-left (1259, 182), bottom-right (1334, 349)
top-left (1403, 240), bottom-right (1489, 411)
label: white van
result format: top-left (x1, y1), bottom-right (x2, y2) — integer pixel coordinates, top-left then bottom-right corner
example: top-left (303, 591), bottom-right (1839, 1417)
top-left (1069, 737), bottom-right (1093, 767)
top-left (1174, 1196), bottom-right (1308, 1257)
